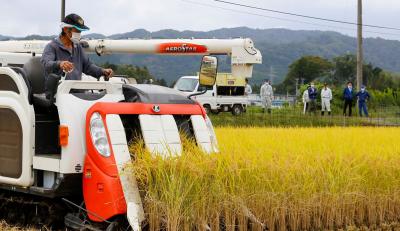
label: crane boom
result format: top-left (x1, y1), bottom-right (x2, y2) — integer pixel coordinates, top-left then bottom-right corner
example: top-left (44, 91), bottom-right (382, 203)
top-left (0, 38), bottom-right (262, 78)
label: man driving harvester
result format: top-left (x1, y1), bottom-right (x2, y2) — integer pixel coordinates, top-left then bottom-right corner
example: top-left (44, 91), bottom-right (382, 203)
top-left (41, 13), bottom-right (113, 98)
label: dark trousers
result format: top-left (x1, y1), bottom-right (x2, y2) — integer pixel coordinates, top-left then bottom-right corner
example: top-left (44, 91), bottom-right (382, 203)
top-left (309, 99), bottom-right (317, 114)
top-left (343, 99), bottom-right (353, 116)
top-left (358, 101), bottom-right (369, 117)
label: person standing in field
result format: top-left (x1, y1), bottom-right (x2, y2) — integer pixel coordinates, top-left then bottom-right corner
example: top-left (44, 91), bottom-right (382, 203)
top-left (320, 83), bottom-right (332, 116)
top-left (343, 81), bottom-right (354, 116)
top-left (307, 82), bottom-right (318, 114)
top-left (260, 79), bottom-right (273, 113)
top-left (245, 78), bottom-right (252, 95)
top-left (302, 85), bottom-right (310, 115)
top-left (260, 80), bottom-right (268, 112)
top-left (356, 85), bottom-right (370, 117)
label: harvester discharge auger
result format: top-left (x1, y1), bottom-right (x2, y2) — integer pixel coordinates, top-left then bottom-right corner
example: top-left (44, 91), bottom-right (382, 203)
top-left (0, 38), bottom-right (261, 230)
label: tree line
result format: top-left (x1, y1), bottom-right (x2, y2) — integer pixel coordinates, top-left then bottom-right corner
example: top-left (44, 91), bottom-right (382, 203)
top-left (277, 54), bottom-right (400, 94)
top-left (101, 62), bottom-right (168, 86)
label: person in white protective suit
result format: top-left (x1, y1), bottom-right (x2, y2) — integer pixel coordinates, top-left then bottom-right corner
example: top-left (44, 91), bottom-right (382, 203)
top-left (302, 85), bottom-right (311, 115)
top-left (245, 78), bottom-right (252, 95)
top-left (260, 79), bottom-right (273, 113)
top-left (320, 83), bottom-right (333, 116)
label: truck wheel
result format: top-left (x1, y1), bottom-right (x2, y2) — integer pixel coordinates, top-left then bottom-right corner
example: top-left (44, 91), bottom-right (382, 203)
top-left (231, 105), bottom-right (243, 116)
top-left (203, 104), bottom-right (211, 114)
top-left (211, 109), bottom-right (220, 115)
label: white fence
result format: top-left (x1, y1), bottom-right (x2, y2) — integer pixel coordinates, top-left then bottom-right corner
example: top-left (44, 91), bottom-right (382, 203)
top-left (247, 94), bottom-right (297, 108)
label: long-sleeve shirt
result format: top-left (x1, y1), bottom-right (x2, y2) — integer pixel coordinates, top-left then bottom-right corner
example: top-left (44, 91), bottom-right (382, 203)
top-left (245, 84), bottom-right (252, 95)
top-left (260, 83), bottom-right (273, 98)
top-left (321, 88), bottom-right (332, 100)
top-left (308, 87), bottom-right (318, 100)
top-left (41, 37), bottom-right (104, 81)
top-left (356, 90), bottom-right (370, 102)
top-left (343, 87), bottom-right (354, 100)
top-left (302, 90), bottom-right (309, 103)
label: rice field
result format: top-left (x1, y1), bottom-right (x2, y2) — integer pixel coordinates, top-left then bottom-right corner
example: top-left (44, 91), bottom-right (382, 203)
top-left (0, 221), bottom-right (37, 231)
top-left (128, 127), bottom-right (400, 231)
top-left (3, 127), bottom-right (400, 230)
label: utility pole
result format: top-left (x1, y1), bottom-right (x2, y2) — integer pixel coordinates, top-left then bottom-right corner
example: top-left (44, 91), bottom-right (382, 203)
top-left (61, 0), bottom-right (66, 21)
top-left (269, 66), bottom-right (277, 85)
top-left (295, 78), bottom-right (300, 96)
top-left (356, 0), bottom-right (363, 90)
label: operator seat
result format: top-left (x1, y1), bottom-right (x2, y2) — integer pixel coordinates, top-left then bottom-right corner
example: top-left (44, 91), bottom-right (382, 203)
top-left (23, 57), bottom-right (58, 108)
top-left (10, 67), bottom-right (32, 104)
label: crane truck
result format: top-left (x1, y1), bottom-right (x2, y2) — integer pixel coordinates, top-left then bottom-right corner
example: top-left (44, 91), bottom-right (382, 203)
top-left (0, 38), bottom-right (262, 230)
top-left (174, 73), bottom-right (249, 115)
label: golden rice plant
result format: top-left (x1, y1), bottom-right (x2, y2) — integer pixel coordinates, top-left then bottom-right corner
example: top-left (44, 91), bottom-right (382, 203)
top-left (0, 221), bottom-right (38, 231)
top-left (127, 127), bottom-right (400, 231)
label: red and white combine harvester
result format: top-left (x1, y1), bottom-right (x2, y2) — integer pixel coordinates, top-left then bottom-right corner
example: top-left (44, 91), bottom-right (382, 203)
top-left (0, 38), bottom-right (262, 230)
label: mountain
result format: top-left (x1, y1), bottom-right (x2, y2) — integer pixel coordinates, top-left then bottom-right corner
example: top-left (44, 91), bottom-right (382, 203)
top-left (2, 27), bottom-right (400, 85)
top-left (0, 35), bottom-right (12, 40)
top-left (83, 33), bottom-right (107, 39)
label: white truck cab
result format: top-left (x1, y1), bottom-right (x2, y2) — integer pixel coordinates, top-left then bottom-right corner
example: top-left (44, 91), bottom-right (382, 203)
top-left (174, 75), bottom-right (248, 115)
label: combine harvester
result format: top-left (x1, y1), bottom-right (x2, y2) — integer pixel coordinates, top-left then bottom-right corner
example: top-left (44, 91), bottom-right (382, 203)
top-left (0, 38), bottom-right (262, 230)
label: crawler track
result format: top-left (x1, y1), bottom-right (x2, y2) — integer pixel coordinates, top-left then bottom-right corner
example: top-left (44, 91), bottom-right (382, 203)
top-left (0, 190), bottom-right (134, 231)
top-left (0, 190), bottom-right (68, 230)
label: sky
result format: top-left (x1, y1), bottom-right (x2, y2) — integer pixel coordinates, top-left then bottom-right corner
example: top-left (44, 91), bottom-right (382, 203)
top-left (1, 0), bottom-right (400, 40)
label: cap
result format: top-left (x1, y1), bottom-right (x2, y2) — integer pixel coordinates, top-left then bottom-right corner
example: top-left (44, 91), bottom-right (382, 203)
top-left (61, 14), bottom-right (89, 31)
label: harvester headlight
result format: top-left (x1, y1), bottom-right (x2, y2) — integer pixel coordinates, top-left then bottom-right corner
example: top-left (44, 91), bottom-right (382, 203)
top-left (90, 112), bottom-right (111, 157)
top-left (205, 115), bottom-right (219, 152)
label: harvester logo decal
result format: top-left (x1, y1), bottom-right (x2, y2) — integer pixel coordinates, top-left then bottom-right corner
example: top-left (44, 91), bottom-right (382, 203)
top-left (152, 105), bottom-right (161, 113)
top-left (158, 43), bottom-right (208, 54)
top-left (75, 164), bottom-right (82, 172)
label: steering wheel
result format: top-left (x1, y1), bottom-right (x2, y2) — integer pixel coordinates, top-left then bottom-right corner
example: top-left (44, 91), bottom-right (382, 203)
top-left (96, 75), bottom-right (109, 82)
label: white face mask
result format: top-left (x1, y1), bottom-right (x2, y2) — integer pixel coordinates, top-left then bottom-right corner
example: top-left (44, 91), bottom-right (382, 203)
top-left (70, 32), bottom-right (81, 44)
top-left (361, 88), bottom-right (365, 92)
top-left (311, 85), bottom-right (315, 88)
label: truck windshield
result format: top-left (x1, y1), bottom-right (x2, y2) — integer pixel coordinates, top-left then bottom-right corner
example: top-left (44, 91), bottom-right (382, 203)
top-left (175, 78), bottom-right (198, 92)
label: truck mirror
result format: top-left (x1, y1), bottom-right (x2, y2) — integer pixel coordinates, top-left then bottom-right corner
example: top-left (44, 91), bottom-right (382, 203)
top-left (199, 56), bottom-right (217, 87)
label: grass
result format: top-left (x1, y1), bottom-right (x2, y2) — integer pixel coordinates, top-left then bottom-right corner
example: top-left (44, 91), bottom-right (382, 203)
top-left (128, 127), bottom-right (400, 231)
